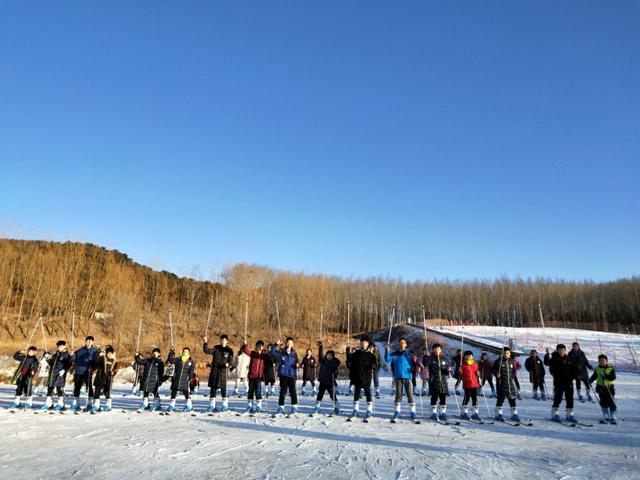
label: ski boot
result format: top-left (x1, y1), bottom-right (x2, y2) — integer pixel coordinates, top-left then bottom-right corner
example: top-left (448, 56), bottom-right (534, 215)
top-left (533, 391), bottom-right (539, 400)
top-left (206, 406), bottom-right (215, 414)
top-left (430, 406), bottom-right (438, 421)
top-left (392, 411), bottom-right (400, 421)
top-left (152, 402), bottom-right (161, 412)
top-left (255, 406), bottom-right (262, 414)
top-left (578, 392), bottom-right (584, 402)
top-left (311, 406), bottom-right (320, 415)
top-left (365, 410), bottom-right (372, 419)
top-left (183, 402), bottom-right (193, 413)
top-left (551, 408), bottom-right (561, 423)
top-left (495, 408), bottom-right (505, 422)
top-left (541, 392), bottom-right (547, 401)
top-left (275, 406), bottom-right (285, 415)
top-left (610, 410), bottom-right (618, 425)
top-left (334, 405), bottom-right (340, 415)
top-left (24, 401), bottom-right (34, 410)
top-left (410, 411), bottom-right (417, 421)
top-left (289, 405), bottom-right (299, 416)
top-left (438, 411), bottom-right (448, 422)
top-left (586, 392), bottom-right (594, 403)
top-left (516, 391), bottom-right (522, 400)
top-left (242, 405), bottom-right (252, 414)
top-left (455, 388), bottom-right (461, 396)
top-left (40, 402), bottom-right (53, 412)
top-left (461, 409), bottom-right (471, 420)
top-left (350, 409), bottom-right (360, 419)
top-left (70, 403), bottom-right (79, 414)
top-left (55, 403), bottom-right (66, 412)
top-left (510, 408), bottom-right (520, 423)
top-left (10, 400), bottom-right (20, 410)
top-left (90, 404), bottom-right (100, 414)
top-left (566, 409), bottom-right (577, 424)
top-left (471, 412), bottom-right (482, 421)
top-left (167, 405), bottom-right (175, 413)
top-left (103, 401), bottom-right (112, 412)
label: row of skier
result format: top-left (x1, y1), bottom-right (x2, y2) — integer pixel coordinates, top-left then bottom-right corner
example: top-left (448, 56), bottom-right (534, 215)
top-left (8, 334), bottom-right (618, 424)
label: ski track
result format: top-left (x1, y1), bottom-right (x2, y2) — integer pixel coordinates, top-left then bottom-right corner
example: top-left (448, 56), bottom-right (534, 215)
top-left (1, 327), bottom-right (640, 479)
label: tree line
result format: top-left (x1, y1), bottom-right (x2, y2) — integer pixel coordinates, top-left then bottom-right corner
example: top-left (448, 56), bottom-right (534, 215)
top-left (0, 239), bottom-right (638, 356)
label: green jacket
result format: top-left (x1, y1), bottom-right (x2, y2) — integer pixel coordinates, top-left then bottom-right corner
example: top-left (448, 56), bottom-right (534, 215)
top-left (589, 365), bottom-right (615, 388)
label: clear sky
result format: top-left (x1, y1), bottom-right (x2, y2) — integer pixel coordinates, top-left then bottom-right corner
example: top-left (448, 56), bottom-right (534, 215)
top-left (1, 2), bottom-right (638, 282)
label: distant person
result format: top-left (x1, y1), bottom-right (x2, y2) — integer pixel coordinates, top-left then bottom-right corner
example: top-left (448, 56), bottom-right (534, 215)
top-left (10, 346), bottom-right (40, 410)
top-left (243, 340), bottom-right (270, 414)
top-left (569, 342), bottom-right (593, 402)
top-left (544, 344), bottom-right (578, 423)
top-left (371, 345), bottom-right (383, 399)
top-left (524, 350), bottom-right (546, 400)
top-left (492, 347), bottom-right (520, 422)
top-left (234, 343), bottom-right (251, 397)
top-left (416, 348), bottom-right (430, 396)
top-left (385, 338), bottom-right (417, 422)
top-left (263, 343), bottom-right (277, 398)
top-left (452, 349), bottom-right (463, 396)
top-left (589, 354), bottom-right (617, 424)
top-left (300, 348), bottom-right (317, 396)
top-left (479, 352), bottom-right (495, 397)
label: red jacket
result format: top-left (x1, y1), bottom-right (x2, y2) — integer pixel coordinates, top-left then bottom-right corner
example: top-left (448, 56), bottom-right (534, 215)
top-left (246, 347), bottom-right (269, 380)
top-left (459, 361), bottom-right (480, 389)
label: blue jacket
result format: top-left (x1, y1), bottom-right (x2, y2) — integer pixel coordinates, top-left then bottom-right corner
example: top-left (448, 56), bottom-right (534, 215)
top-left (385, 349), bottom-right (415, 380)
top-left (72, 347), bottom-right (97, 375)
top-left (271, 345), bottom-right (299, 379)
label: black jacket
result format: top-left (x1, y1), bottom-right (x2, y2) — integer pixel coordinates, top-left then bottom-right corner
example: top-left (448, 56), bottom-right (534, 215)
top-left (167, 351), bottom-right (196, 391)
top-left (12, 352), bottom-right (40, 384)
top-left (524, 356), bottom-right (546, 383)
top-left (427, 355), bottom-right (451, 394)
top-left (317, 345), bottom-right (341, 386)
top-left (203, 343), bottom-right (233, 389)
top-left (544, 352), bottom-right (578, 386)
top-left (46, 350), bottom-right (72, 388)
top-left (568, 349), bottom-right (591, 380)
top-left (347, 348), bottom-right (376, 386)
top-left (492, 357), bottom-right (518, 398)
top-left (92, 353), bottom-right (118, 389)
top-left (135, 355), bottom-right (165, 393)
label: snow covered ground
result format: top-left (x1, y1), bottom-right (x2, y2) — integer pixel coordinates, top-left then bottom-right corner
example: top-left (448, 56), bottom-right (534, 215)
top-left (1, 369), bottom-right (639, 480)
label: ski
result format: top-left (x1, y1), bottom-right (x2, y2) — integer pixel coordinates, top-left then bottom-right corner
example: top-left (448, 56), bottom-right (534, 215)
top-left (436, 419), bottom-right (460, 426)
top-left (550, 419), bottom-right (575, 428)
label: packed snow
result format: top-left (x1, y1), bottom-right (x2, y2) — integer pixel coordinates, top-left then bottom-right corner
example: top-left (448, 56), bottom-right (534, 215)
top-left (1, 327), bottom-right (639, 480)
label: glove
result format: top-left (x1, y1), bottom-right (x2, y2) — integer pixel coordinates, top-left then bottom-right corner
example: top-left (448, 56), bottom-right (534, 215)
top-left (44, 353), bottom-right (51, 360)
top-left (58, 370), bottom-right (65, 377)
top-left (100, 352), bottom-right (105, 357)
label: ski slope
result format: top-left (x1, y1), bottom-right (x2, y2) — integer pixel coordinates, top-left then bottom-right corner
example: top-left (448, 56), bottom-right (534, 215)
top-left (1, 370), bottom-right (639, 480)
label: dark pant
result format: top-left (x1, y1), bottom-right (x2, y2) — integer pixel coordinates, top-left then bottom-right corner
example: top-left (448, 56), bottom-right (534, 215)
top-left (552, 383), bottom-right (574, 409)
top-left (73, 373), bottom-right (93, 398)
top-left (170, 389), bottom-right (190, 400)
top-left (47, 386), bottom-right (65, 397)
top-left (16, 377), bottom-right (34, 397)
top-left (353, 383), bottom-right (372, 402)
top-left (482, 377), bottom-right (494, 390)
top-left (248, 378), bottom-right (263, 400)
top-left (596, 385), bottom-right (616, 410)
top-left (532, 378), bottom-right (545, 390)
top-left (302, 380), bottom-right (315, 388)
top-left (463, 388), bottom-right (478, 406)
top-left (143, 386), bottom-right (160, 399)
top-left (430, 392), bottom-right (446, 406)
top-left (394, 379), bottom-right (414, 404)
top-left (575, 376), bottom-right (587, 391)
top-left (279, 377), bottom-right (298, 406)
top-left (94, 383), bottom-right (112, 400)
top-left (496, 392), bottom-right (517, 407)
top-left (317, 383), bottom-right (336, 402)
top-left (373, 370), bottom-right (380, 389)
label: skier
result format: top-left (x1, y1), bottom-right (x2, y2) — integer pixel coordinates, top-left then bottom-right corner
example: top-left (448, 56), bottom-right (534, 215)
top-left (524, 350), bottom-right (546, 400)
top-left (203, 335), bottom-right (233, 413)
top-left (512, 353), bottom-right (523, 400)
top-left (385, 337), bottom-right (417, 421)
top-left (452, 349), bottom-right (463, 396)
top-left (233, 342), bottom-right (251, 397)
top-left (70, 336), bottom-right (97, 413)
top-left (10, 346), bottom-right (40, 410)
top-left (492, 346), bottom-right (521, 422)
top-left (90, 345), bottom-right (119, 413)
top-left (569, 342), bottom-right (593, 402)
top-left (243, 340), bottom-right (269, 414)
top-left (410, 350), bottom-right (419, 396)
top-left (589, 354), bottom-right (617, 424)
top-left (166, 347), bottom-right (196, 413)
top-left (416, 348), bottom-right (430, 396)
top-left (544, 344), bottom-right (578, 423)
top-left (312, 341), bottom-right (341, 415)
top-left (40, 340), bottom-right (72, 412)
top-left (300, 348), bottom-right (317, 396)
top-left (459, 350), bottom-right (481, 420)
top-left (134, 347), bottom-right (165, 412)
top-left (371, 345), bottom-right (383, 399)
top-left (479, 352), bottom-right (495, 397)
top-left (346, 337), bottom-right (376, 420)
top-left (425, 343), bottom-right (450, 421)
top-left (271, 337), bottom-right (299, 416)
top-left (263, 343), bottom-right (277, 398)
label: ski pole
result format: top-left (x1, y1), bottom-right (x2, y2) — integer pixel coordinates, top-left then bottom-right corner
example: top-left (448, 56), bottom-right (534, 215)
top-left (515, 369), bottom-right (533, 423)
top-left (135, 315), bottom-right (143, 353)
top-left (168, 310), bottom-right (174, 348)
top-left (448, 375), bottom-right (461, 417)
top-left (70, 309), bottom-right (76, 352)
top-left (480, 385), bottom-right (493, 419)
top-left (39, 315), bottom-right (49, 354)
top-left (244, 296), bottom-right (249, 344)
top-left (275, 297), bottom-right (282, 340)
top-left (587, 380), bottom-right (610, 423)
top-left (204, 295), bottom-right (214, 338)
top-left (386, 307), bottom-right (395, 346)
top-left (25, 315), bottom-right (41, 350)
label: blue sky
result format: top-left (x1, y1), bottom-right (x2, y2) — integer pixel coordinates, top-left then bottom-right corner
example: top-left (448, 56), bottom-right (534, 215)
top-left (1, 2), bottom-right (638, 282)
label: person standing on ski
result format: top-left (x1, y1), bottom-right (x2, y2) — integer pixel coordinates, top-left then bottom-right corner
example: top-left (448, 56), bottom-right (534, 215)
top-left (90, 345), bottom-right (119, 413)
top-left (10, 346), bottom-right (40, 410)
top-left (70, 336), bottom-right (97, 412)
top-left (233, 342), bottom-right (251, 397)
top-left (416, 348), bottom-right (430, 397)
top-left (135, 347), bottom-right (165, 412)
top-left (39, 340), bottom-right (72, 411)
top-left (263, 343), bottom-right (277, 398)
top-left (524, 350), bottom-right (546, 400)
top-left (385, 337), bottom-right (417, 421)
top-left (300, 348), bottom-right (317, 396)
top-left (426, 343), bottom-right (450, 421)
top-left (203, 335), bottom-right (233, 413)
top-left (371, 345), bottom-right (383, 399)
top-left (544, 344), bottom-right (579, 423)
top-left (569, 342), bottom-right (593, 402)
top-left (166, 347), bottom-right (196, 413)
top-left (459, 350), bottom-right (481, 420)
top-left (589, 354), bottom-right (617, 424)
top-left (312, 341), bottom-right (341, 415)
top-left (271, 337), bottom-right (300, 415)
top-left (452, 349), bottom-right (463, 396)
top-left (346, 337), bottom-right (376, 419)
top-left (492, 347), bottom-right (520, 422)
top-left (243, 340), bottom-right (269, 414)
top-left (479, 352), bottom-right (495, 397)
